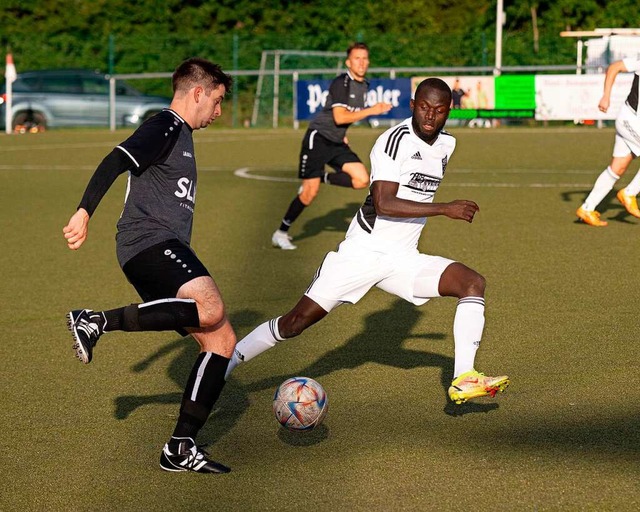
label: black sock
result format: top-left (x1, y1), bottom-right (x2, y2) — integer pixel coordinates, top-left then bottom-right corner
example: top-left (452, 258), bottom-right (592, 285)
top-left (279, 196), bottom-right (306, 232)
top-left (101, 299), bottom-right (200, 332)
top-left (326, 172), bottom-right (353, 188)
top-left (172, 352), bottom-right (230, 439)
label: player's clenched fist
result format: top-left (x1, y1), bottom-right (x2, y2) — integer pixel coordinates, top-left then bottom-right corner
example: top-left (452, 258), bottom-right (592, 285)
top-left (63, 208), bottom-right (90, 250)
top-left (445, 200), bottom-right (479, 222)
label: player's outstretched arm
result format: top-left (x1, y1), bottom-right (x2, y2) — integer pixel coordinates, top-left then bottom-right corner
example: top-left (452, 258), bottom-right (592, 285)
top-left (63, 208), bottom-right (90, 250)
top-left (372, 181), bottom-right (479, 222)
top-left (333, 102), bottom-right (393, 125)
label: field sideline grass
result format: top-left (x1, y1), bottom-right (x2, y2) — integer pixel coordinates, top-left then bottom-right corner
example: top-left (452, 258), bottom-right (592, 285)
top-left (1, 126), bottom-right (639, 511)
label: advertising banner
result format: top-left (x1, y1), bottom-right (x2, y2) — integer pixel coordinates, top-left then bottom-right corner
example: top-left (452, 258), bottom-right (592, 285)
top-left (495, 75), bottom-right (536, 109)
top-left (535, 74), bottom-right (634, 121)
top-left (296, 78), bottom-right (412, 121)
top-left (412, 75), bottom-right (498, 120)
top-left (297, 73), bottom-right (631, 123)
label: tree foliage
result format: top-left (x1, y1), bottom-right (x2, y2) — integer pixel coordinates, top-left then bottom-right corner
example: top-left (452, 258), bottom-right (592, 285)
top-left (1, 0), bottom-right (639, 74)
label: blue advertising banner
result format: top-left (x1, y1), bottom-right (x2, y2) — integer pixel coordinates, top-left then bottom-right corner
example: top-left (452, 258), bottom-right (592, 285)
top-left (296, 78), bottom-right (412, 122)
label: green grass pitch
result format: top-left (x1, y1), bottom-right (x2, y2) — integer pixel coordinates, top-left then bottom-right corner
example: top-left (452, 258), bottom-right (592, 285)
top-left (1, 125), bottom-right (638, 510)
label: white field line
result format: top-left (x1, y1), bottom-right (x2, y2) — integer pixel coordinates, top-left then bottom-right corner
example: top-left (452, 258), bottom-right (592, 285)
top-left (233, 167), bottom-right (595, 187)
top-left (0, 163), bottom-right (597, 188)
top-left (0, 126), bottom-right (615, 152)
top-left (0, 133), bottom-right (292, 153)
top-left (0, 164), bottom-right (228, 172)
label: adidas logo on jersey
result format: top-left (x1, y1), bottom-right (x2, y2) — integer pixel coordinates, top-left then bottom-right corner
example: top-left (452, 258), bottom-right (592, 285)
top-left (411, 151), bottom-right (422, 160)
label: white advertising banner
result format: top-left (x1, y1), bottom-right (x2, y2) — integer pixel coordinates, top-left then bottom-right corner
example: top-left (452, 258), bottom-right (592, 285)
top-left (535, 73), bottom-right (634, 121)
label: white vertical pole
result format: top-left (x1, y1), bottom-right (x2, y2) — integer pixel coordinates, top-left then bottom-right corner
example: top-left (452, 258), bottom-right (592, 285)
top-left (251, 50), bottom-right (268, 127)
top-left (4, 53), bottom-right (16, 134)
top-left (576, 39), bottom-right (583, 75)
top-left (293, 71), bottom-right (299, 130)
top-left (273, 51), bottom-right (280, 128)
top-left (109, 77), bottom-right (116, 132)
top-left (494, 0), bottom-right (504, 76)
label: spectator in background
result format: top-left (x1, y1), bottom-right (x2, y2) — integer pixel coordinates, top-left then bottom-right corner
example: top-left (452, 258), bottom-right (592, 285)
top-left (451, 78), bottom-right (465, 109)
top-left (461, 88), bottom-right (474, 109)
top-left (475, 80), bottom-right (488, 109)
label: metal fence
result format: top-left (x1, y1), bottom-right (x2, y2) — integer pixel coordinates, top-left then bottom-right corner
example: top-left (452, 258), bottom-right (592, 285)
top-left (109, 62), bottom-right (599, 131)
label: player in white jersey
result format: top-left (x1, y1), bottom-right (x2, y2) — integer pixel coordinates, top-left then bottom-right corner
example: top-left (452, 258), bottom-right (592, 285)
top-left (227, 78), bottom-right (509, 405)
top-left (577, 57), bottom-right (640, 226)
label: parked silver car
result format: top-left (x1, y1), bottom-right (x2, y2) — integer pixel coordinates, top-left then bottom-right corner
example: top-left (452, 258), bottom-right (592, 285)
top-left (0, 69), bottom-right (170, 130)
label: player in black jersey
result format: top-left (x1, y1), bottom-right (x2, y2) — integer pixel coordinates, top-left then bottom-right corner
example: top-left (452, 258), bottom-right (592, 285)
top-left (63, 58), bottom-right (235, 474)
top-left (272, 42), bottom-right (394, 250)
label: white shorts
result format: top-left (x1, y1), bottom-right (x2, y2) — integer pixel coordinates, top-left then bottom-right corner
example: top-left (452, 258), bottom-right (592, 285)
top-left (613, 103), bottom-right (640, 158)
top-left (305, 239), bottom-right (455, 312)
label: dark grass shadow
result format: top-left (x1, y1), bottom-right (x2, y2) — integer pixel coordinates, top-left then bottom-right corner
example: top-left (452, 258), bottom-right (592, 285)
top-left (292, 202), bottom-right (360, 243)
top-left (480, 414), bottom-right (640, 456)
top-left (244, 299), bottom-right (498, 417)
top-left (562, 189), bottom-right (638, 225)
top-left (276, 423), bottom-right (330, 447)
top-left (561, 189), bottom-right (615, 206)
top-left (113, 309), bottom-right (262, 445)
top-left (443, 400), bottom-right (499, 416)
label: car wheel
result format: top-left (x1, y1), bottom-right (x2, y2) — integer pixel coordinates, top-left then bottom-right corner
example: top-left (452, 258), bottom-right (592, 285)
top-left (13, 111), bottom-right (47, 133)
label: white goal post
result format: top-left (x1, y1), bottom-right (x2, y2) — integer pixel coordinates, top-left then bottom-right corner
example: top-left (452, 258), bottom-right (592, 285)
top-left (250, 50), bottom-right (345, 128)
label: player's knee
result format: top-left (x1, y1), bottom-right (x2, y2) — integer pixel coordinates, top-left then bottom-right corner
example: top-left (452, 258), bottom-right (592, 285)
top-left (351, 178), bottom-right (369, 189)
top-left (198, 305), bottom-right (226, 330)
top-left (464, 271), bottom-right (486, 297)
top-left (299, 189), bottom-right (318, 205)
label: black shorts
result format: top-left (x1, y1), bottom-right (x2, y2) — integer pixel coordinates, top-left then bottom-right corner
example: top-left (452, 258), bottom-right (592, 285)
top-left (122, 239), bottom-right (210, 303)
top-left (298, 129), bottom-right (361, 179)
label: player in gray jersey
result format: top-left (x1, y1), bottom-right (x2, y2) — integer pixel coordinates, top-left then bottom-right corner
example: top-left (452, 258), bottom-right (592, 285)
top-left (230, 78), bottom-right (509, 406)
top-left (63, 58), bottom-right (236, 474)
top-left (272, 42), bottom-right (393, 250)
top-left (577, 57), bottom-right (640, 226)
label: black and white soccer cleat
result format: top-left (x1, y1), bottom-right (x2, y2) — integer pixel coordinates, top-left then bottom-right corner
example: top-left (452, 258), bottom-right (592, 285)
top-left (160, 437), bottom-right (230, 474)
top-left (67, 309), bottom-right (104, 364)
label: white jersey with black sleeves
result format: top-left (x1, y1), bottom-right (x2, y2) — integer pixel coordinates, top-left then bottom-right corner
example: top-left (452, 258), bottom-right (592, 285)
top-left (344, 117), bottom-right (456, 253)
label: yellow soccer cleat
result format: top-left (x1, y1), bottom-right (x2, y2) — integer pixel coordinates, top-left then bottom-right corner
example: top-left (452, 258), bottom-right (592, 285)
top-left (576, 207), bottom-right (608, 227)
top-left (448, 370), bottom-right (510, 404)
top-left (616, 189), bottom-right (640, 218)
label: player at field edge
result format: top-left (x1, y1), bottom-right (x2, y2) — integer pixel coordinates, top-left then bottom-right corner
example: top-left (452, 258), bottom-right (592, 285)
top-left (229, 77), bottom-right (510, 405)
top-left (271, 42), bottom-right (394, 250)
top-left (63, 58), bottom-right (236, 474)
top-left (577, 57), bottom-right (640, 226)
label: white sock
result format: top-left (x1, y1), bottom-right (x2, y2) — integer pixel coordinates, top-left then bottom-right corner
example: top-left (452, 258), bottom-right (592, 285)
top-left (453, 297), bottom-right (485, 378)
top-left (624, 169), bottom-right (640, 196)
top-left (582, 167), bottom-right (619, 211)
top-left (225, 317), bottom-right (284, 379)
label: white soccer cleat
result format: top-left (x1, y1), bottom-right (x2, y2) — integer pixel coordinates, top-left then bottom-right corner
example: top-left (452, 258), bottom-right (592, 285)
top-left (271, 230), bottom-right (297, 250)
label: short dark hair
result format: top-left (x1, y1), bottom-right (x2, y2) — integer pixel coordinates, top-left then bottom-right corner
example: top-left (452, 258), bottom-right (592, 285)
top-left (347, 42), bottom-right (369, 57)
top-left (414, 78), bottom-right (452, 103)
top-left (172, 57), bottom-right (232, 94)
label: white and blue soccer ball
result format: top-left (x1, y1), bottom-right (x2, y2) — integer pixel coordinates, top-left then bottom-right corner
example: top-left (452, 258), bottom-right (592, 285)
top-left (273, 377), bottom-right (328, 431)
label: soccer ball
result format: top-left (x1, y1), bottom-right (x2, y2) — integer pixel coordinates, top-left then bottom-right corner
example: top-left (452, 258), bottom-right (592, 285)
top-left (273, 376), bottom-right (328, 431)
